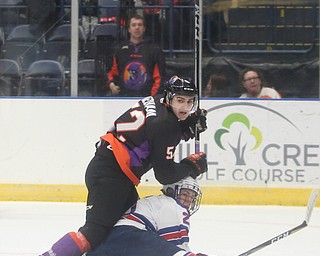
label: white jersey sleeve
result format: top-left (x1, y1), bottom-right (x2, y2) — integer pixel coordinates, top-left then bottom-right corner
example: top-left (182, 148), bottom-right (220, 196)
top-left (115, 194), bottom-right (192, 252)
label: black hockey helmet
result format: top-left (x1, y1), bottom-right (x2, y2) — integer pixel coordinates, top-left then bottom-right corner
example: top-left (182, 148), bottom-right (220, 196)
top-left (164, 75), bottom-right (198, 107)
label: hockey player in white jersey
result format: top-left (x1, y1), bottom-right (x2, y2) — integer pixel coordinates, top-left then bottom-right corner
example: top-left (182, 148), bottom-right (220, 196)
top-left (87, 176), bottom-right (208, 256)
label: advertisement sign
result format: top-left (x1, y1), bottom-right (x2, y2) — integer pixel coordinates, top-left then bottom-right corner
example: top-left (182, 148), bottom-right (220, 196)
top-left (1, 98), bottom-right (319, 190)
top-left (1, 98), bottom-right (319, 202)
top-left (184, 100), bottom-right (320, 188)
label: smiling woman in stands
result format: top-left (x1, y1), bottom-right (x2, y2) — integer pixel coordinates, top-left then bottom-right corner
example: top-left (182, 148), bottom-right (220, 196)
top-left (239, 67), bottom-right (281, 99)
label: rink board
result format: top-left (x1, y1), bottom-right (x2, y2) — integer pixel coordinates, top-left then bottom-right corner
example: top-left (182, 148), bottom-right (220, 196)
top-left (1, 183), bottom-right (319, 207)
top-left (1, 99), bottom-right (320, 206)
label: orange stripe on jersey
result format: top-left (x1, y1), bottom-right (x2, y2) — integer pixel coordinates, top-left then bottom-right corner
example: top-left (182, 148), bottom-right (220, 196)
top-left (107, 57), bottom-right (119, 83)
top-left (101, 133), bottom-right (140, 186)
top-left (151, 63), bottom-right (161, 96)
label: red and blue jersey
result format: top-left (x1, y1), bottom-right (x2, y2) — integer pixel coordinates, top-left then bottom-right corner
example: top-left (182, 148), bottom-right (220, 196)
top-left (116, 194), bottom-right (193, 253)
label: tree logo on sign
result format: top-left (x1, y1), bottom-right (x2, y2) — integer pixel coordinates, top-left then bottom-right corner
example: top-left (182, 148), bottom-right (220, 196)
top-left (214, 113), bottom-right (262, 165)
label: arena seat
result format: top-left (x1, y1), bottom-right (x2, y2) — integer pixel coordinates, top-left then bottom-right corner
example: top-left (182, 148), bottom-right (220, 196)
top-left (0, 58), bottom-right (21, 96)
top-left (0, 0), bottom-right (27, 37)
top-left (23, 60), bottom-right (65, 96)
top-left (42, 24), bottom-right (86, 70)
top-left (0, 26), bottom-right (4, 51)
top-left (84, 23), bottom-right (117, 60)
top-left (78, 59), bottom-right (98, 96)
top-left (1, 24), bottom-right (44, 70)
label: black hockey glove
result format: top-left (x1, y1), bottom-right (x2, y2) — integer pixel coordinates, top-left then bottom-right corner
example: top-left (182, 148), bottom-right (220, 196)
top-left (180, 152), bottom-right (208, 179)
top-left (180, 108), bottom-right (207, 142)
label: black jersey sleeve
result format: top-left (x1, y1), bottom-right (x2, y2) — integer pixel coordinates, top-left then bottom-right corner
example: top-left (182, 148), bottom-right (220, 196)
top-left (148, 120), bottom-right (196, 185)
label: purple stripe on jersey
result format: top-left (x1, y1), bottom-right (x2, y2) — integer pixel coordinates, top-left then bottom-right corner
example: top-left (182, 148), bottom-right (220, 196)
top-left (127, 140), bottom-right (150, 167)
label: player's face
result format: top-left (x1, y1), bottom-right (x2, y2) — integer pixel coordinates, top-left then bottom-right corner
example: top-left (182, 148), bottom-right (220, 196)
top-left (177, 188), bottom-right (197, 210)
top-left (170, 95), bottom-right (195, 120)
top-left (242, 71), bottom-right (262, 97)
top-left (128, 18), bottom-right (145, 40)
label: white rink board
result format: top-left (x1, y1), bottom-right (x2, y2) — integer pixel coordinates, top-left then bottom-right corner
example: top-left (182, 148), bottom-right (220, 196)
top-left (0, 97), bottom-right (319, 188)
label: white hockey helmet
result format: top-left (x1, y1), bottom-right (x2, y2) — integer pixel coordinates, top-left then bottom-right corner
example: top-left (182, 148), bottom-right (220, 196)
top-left (162, 176), bottom-right (202, 215)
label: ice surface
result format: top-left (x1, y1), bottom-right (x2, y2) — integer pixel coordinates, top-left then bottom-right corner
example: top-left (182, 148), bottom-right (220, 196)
top-left (0, 202), bottom-right (319, 256)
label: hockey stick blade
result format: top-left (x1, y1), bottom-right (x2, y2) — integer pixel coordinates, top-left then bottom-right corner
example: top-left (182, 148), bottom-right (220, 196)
top-left (305, 189), bottom-right (318, 224)
top-left (237, 189), bottom-right (319, 256)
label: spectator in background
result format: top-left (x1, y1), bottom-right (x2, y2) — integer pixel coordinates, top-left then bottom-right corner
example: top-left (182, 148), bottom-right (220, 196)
top-left (25, 0), bottom-right (58, 38)
top-left (81, 0), bottom-right (98, 38)
top-left (142, 0), bottom-right (162, 42)
top-left (107, 14), bottom-right (166, 97)
top-left (239, 67), bottom-right (281, 99)
top-left (204, 73), bottom-right (230, 97)
top-left (205, 0), bottom-right (228, 43)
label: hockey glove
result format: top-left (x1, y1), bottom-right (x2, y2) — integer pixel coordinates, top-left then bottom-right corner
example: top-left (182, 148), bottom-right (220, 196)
top-left (180, 108), bottom-right (208, 142)
top-left (180, 152), bottom-right (208, 178)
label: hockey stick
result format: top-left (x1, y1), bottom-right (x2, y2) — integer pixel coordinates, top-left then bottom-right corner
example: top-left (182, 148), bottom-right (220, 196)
top-left (238, 189), bottom-right (319, 256)
top-left (194, 0), bottom-right (202, 153)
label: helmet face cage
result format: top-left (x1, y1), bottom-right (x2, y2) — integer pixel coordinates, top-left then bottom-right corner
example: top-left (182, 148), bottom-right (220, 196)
top-left (164, 75), bottom-right (198, 112)
top-left (163, 176), bottom-right (202, 215)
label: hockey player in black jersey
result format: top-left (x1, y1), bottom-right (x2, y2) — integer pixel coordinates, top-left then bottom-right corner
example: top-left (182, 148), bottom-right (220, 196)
top-left (40, 75), bottom-right (208, 256)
